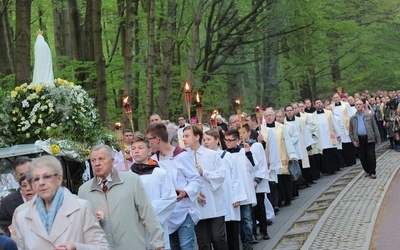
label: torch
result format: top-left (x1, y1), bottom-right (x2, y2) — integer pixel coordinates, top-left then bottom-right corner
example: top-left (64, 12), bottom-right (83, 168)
top-left (210, 109), bottom-right (219, 129)
top-left (115, 122), bottom-right (128, 171)
top-left (196, 92), bottom-right (203, 126)
top-left (123, 96), bottom-right (134, 132)
top-left (235, 99), bottom-right (245, 144)
top-left (184, 82), bottom-right (199, 167)
top-left (255, 106), bottom-right (263, 125)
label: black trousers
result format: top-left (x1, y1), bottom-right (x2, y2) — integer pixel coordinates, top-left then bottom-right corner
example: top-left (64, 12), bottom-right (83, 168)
top-left (225, 221), bottom-right (240, 250)
top-left (342, 142), bottom-right (357, 166)
top-left (322, 148), bottom-right (339, 174)
top-left (252, 192), bottom-right (268, 235)
top-left (267, 181), bottom-right (279, 208)
top-left (277, 175), bottom-right (293, 203)
top-left (195, 216), bottom-right (228, 250)
top-left (358, 136), bottom-right (377, 175)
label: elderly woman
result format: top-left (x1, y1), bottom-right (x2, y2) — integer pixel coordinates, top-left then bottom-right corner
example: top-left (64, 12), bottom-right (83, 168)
top-left (11, 155), bottom-right (110, 250)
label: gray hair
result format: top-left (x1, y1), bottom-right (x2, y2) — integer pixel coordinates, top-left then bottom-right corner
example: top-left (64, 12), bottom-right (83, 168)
top-left (90, 144), bottom-right (114, 159)
top-left (30, 155), bottom-right (63, 177)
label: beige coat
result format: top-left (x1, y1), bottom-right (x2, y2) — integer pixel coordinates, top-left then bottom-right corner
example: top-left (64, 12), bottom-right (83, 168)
top-left (11, 187), bottom-right (110, 250)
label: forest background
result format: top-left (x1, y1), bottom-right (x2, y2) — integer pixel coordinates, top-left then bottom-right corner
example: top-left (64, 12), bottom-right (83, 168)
top-left (1, 0), bottom-right (400, 132)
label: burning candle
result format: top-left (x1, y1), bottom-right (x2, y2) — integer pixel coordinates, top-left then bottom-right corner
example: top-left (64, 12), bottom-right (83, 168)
top-left (185, 82), bottom-right (191, 102)
top-left (115, 122), bottom-right (122, 130)
top-left (123, 96), bottom-right (132, 114)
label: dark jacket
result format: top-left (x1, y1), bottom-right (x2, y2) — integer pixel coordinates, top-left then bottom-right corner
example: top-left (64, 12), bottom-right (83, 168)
top-left (349, 111), bottom-right (381, 144)
top-left (0, 190), bottom-right (24, 236)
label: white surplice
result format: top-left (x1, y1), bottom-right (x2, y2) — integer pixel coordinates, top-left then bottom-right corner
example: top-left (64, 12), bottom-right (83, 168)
top-left (332, 101), bottom-right (354, 143)
top-left (286, 117), bottom-right (314, 168)
top-left (259, 125), bottom-right (283, 183)
top-left (314, 110), bottom-right (342, 149)
top-left (228, 148), bottom-right (257, 206)
top-left (186, 146), bottom-right (226, 220)
top-left (153, 149), bottom-right (203, 233)
top-left (217, 148), bottom-right (246, 221)
top-left (138, 166), bottom-right (177, 249)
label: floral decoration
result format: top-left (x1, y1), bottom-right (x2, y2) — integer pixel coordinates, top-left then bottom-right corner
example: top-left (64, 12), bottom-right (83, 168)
top-left (0, 79), bottom-right (116, 161)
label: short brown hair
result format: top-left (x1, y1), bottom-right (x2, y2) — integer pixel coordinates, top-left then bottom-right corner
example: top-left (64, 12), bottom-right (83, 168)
top-left (132, 132), bottom-right (150, 148)
top-left (145, 123), bottom-right (169, 142)
top-left (204, 129), bottom-right (220, 140)
top-left (183, 125), bottom-right (203, 143)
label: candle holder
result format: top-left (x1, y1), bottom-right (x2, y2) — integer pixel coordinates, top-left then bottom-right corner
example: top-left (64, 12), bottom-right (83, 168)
top-left (196, 92), bottom-right (203, 126)
top-left (235, 99), bottom-right (245, 144)
top-left (115, 122), bottom-right (128, 170)
top-left (123, 96), bottom-right (134, 132)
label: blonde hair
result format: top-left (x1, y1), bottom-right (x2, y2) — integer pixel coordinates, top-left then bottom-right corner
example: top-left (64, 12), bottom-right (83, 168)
top-left (30, 155), bottom-right (63, 177)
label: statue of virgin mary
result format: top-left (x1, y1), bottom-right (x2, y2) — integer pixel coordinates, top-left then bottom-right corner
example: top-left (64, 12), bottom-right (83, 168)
top-left (31, 30), bottom-right (55, 88)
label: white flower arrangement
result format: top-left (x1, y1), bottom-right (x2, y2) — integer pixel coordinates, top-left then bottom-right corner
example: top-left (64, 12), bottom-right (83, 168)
top-left (0, 79), bottom-right (102, 151)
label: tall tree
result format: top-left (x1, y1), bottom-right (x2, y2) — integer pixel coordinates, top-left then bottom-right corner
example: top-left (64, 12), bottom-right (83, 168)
top-left (145, 0), bottom-right (155, 122)
top-left (92, 0), bottom-right (108, 120)
top-left (123, 0), bottom-right (134, 127)
top-left (0, 0), bottom-right (14, 80)
top-left (15, 0), bottom-right (32, 85)
top-left (157, 0), bottom-right (176, 120)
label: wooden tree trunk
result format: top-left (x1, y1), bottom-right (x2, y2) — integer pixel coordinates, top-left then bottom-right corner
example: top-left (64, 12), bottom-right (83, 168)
top-left (82, 0), bottom-right (95, 90)
top-left (61, 3), bottom-right (72, 59)
top-left (124, 0), bottom-right (134, 128)
top-left (92, 0), bottom-right (107, 121)
top-left (133, 0), bottom-right (140, 130)
top-left (0, 0), bottom-right (14, 79)
top-left (15, 0), bottom-right (31, 85)
top-left (52, 0), bottom-right (63, 71)
top-left (186, 0), bottom-right (204, 86)
top-left (69, 0), bottom-right (83, 61)
top-left (145, 0), bottom-right (155, 123)
top-left (157, 0), bottom-right (176, 120)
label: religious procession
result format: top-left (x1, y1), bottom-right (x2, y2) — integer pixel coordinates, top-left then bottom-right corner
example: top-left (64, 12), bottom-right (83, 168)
top-left (2, 1), bottom-right (400, 250)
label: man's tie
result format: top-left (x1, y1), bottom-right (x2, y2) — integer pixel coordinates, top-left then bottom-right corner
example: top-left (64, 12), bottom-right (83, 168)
top-left (102, 178), bottom-right (108, 194)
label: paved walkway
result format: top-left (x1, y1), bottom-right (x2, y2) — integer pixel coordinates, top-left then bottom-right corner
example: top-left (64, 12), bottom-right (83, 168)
top-left (302, 149), bottom-right (400, 249)
top-left (371, 165), bottom-right (400, 250)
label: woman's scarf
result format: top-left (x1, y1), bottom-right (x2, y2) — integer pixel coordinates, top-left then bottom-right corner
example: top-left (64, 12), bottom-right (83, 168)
top-left (36, 186), bottom-right (64, 234)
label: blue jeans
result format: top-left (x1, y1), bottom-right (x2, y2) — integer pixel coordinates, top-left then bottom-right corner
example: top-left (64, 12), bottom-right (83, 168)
top-left (170, 214), bottom-right (196, 250)
top-left (240, 204), bottom-right (254, 248)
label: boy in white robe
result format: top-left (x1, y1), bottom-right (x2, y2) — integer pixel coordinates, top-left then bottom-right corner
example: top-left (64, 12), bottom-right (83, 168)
top-left (239, 124), bottom-right (271, 241)
top-left (182, 126), bottom-right (228, 250)
top-left (146, 123), bottom-right (203, 250)
top-left (130, 133), bottom-right (177, 249)
top-left (224, 129), bottom-right (258, 249)
top-left (204, 129), bottom-right (246, 250)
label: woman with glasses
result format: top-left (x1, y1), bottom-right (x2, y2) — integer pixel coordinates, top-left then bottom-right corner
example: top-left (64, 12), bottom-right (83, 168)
top-left (11, 155), bottom-right (110, 250)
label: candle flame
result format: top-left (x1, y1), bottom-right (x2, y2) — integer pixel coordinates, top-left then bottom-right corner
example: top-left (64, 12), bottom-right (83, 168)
top-left (123, 96), bottom-right (129, 104)
top-left (196, 92), bottom-right (200, 103)
top-left (115, 122), bottom-right (122, 129)
top-left (235, 100), bottom-right (240, 105)
top-left (185, 82), bottom-right (190, 91)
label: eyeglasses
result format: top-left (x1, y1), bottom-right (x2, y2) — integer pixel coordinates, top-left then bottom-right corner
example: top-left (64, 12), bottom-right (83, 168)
top-left (224, 138), bottom-right (237, 142)
top-left (31, 174), bottom-right (58, 184)
top-left (145, 136), bottom-right (157, 140)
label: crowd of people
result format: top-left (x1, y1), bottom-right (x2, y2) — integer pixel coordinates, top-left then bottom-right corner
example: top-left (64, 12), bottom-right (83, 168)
top-left (0, 89), bottom-right (399, 250)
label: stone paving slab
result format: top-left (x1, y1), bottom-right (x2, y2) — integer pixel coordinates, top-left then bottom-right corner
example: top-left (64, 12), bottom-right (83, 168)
top-left (302, 149), bottom-right (400, 250)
